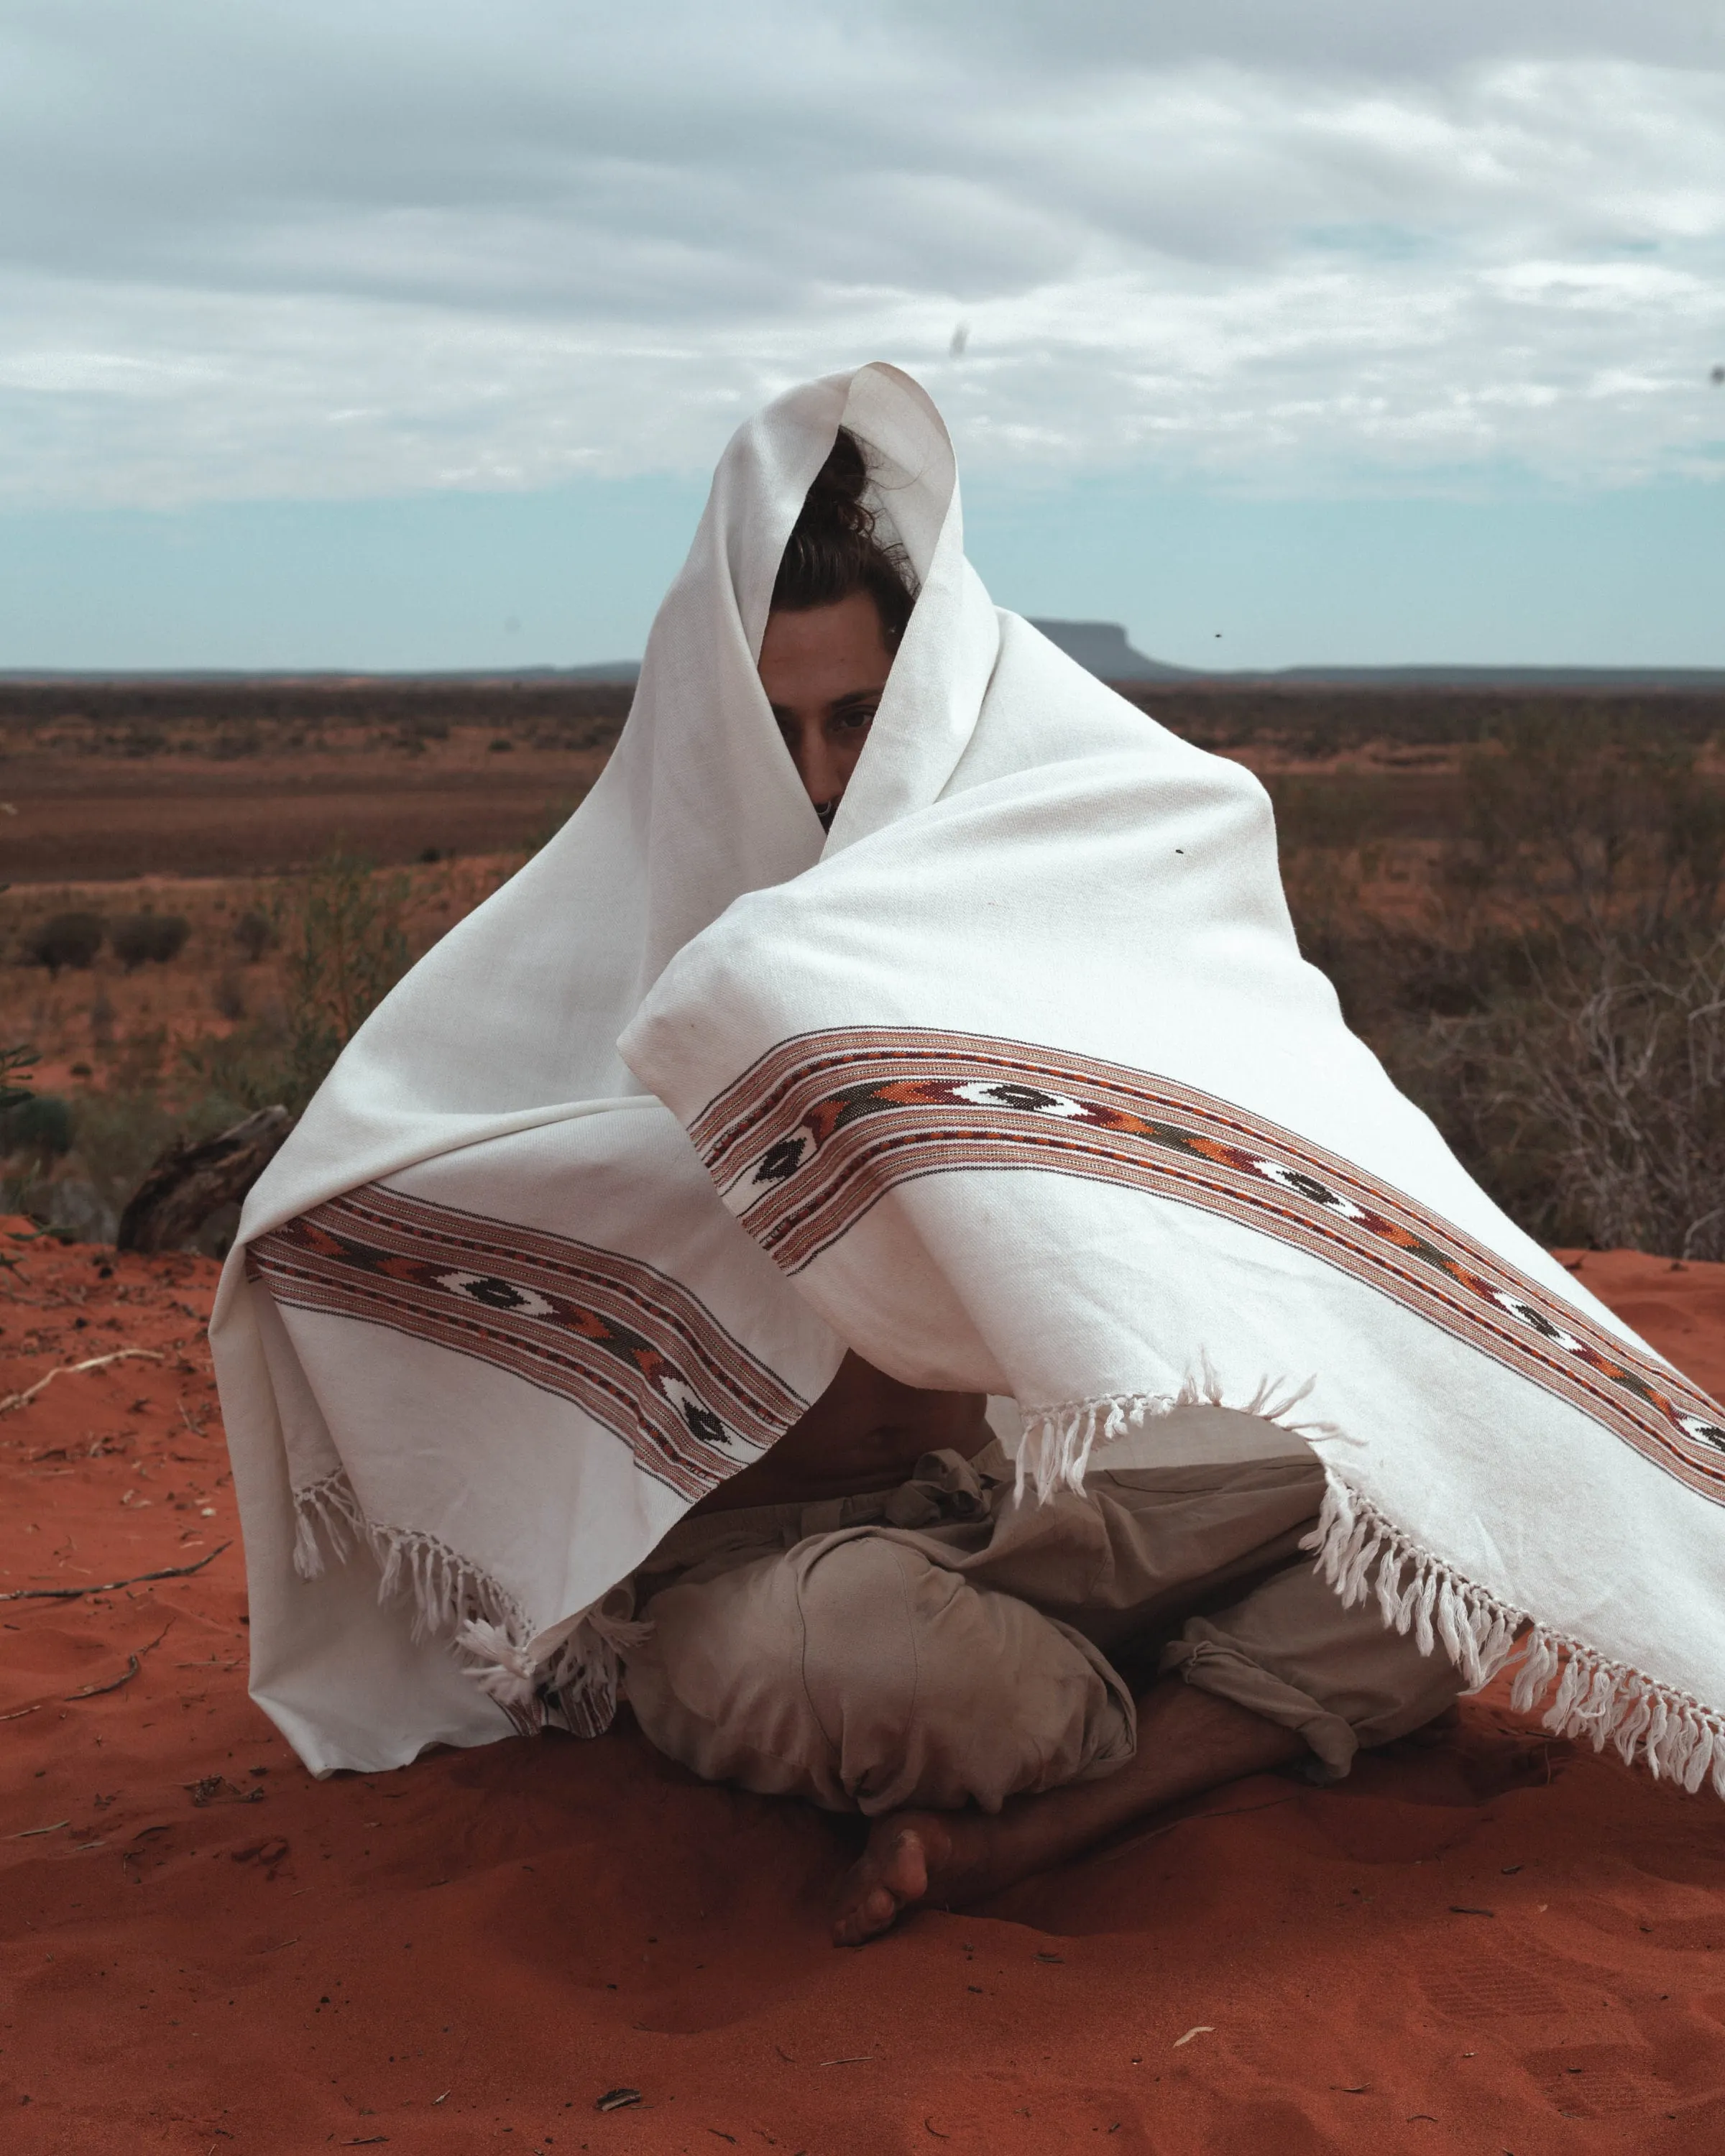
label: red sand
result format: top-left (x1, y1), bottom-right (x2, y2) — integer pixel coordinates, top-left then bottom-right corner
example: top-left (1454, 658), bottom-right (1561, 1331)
top-left (4, 1229), bottom-right (1724, 2155)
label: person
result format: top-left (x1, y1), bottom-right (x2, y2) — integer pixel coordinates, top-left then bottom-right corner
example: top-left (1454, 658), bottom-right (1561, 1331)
top-left (214, 366), bottom-right (1725, 1950)
top-left (757, 427), bottom-right (911, 831)
top-left (614, 431), bottom-right (1463, 1943)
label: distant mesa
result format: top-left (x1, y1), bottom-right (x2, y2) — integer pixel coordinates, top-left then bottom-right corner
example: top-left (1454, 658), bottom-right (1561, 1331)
top-left (1028, 620), bottom-right (1190, 682)
top-left (1020, 622), bottom-right (1725, 691)
top-left (6, 632), bottom-right (1724, 694)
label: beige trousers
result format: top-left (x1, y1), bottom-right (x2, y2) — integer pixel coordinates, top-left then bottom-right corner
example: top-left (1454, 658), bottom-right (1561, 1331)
top-left (620, 1438), bottom-right (1462, 1817)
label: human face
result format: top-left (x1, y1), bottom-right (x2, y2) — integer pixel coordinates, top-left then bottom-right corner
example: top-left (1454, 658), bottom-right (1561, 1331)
top-left (758, 589), bottom-right (893, 825)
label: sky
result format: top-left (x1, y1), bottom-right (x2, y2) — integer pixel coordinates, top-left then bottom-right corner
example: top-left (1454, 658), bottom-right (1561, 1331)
top-left (1, 1), bottom-right (1722, 671)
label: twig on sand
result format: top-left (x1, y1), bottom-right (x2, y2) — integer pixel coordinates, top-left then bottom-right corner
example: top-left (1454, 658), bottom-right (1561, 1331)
top-left (0, 1541), bottom-right (231, 1603)
top-left (66, 1654), bottom-right (141, 1701)
top-left (64, 1622), bottom-right (172, 1700)
top-left (0, 1703), bottom-right (42, 1723)
top-left (6, 1820), bottom-right (69, 1839)
top-left (0, 1346), bottom-right (164, 1416)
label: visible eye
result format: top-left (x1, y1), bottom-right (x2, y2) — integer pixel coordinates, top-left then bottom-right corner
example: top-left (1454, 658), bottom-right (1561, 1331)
top-left (832, 706), bottom-right (876, 735)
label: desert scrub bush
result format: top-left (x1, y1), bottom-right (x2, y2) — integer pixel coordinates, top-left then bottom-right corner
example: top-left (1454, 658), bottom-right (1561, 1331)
top-left (1, 1042), bottom-right (37, 1116)
top-left (23, 911), bottom-right (104, 975)
top-left (1445, 706), bottom-right (1725, 939)
top-left (8, 1085), bottom-right (250, 1243)
top-left (178, 850), bottom-right (411, 1115)
top-left (1383, 930), bottom-right (1725, 1261)
top-left (0, 1043), bottom-right (58, 1164)
top-left (282, 851), bottom-right (409, 1093)
top-left (232, 907), bottom-right (276, 963)
top-left (0, 1092), bottom-right (73, 1161)
top-left (1278, 710), bottom-right (1725, 1257)
top-left (2, 1010), bottom-right (277, 1242)
top-left (175, 1009), bottom-right (296, 1115)
top-left (111, 911), bottom-right (190, 970)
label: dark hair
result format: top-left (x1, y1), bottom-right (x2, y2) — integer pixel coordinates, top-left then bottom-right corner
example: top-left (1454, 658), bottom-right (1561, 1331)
top-left (770, 427), bottom-right (917, 649)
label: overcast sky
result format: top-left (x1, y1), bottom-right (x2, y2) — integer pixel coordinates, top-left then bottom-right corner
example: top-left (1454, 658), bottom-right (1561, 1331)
top-left (2, 1), bottom-right (1722, 666)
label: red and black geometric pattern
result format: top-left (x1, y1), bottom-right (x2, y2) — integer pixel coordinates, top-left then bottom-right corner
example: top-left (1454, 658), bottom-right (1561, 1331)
top-left (247, 1184), bottom-right (808, 1501)
top-left (692, 1026), bottom-right (1725, 1505)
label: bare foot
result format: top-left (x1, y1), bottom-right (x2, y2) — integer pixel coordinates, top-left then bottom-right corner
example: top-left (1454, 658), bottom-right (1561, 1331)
top-left (832, 1812), bottom-right (960, 1945)
top-left (829, 1683), bottom-right (1305, 1946)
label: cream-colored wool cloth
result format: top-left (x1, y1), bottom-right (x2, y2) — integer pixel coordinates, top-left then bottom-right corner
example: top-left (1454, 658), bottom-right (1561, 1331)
top-left (212, 364), bottom-right (1725, 1787)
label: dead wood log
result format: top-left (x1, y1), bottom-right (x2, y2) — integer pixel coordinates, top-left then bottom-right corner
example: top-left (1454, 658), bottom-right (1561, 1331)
top-left (117, 1105), bottom-right (295, 1254)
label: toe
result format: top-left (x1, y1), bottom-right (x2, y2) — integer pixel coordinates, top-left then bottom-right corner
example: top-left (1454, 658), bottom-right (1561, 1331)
top-left (832, 1823), bottom-right (937, 1947)
top-left (832, 1880), bottom-right (895, 1947)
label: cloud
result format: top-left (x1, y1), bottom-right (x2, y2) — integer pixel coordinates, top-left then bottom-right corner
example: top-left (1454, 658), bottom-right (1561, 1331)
top-left (1, 0), bottom-right (1721, 505)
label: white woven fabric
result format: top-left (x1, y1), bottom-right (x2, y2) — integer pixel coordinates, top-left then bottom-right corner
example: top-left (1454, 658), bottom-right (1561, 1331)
top-left (213, 364), bottom-right (1725, 1787)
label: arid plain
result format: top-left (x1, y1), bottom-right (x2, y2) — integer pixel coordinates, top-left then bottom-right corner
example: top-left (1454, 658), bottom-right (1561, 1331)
top-left (4, 679), bottom-right (1725, 2153)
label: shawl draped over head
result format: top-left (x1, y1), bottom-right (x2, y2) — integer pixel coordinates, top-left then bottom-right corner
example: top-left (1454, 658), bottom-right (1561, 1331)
top-left (211, 363), bottom-right (1725, 1790)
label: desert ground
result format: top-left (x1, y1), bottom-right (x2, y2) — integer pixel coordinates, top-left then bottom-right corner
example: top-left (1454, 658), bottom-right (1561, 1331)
top-left (0, 679), bottom-right (625, 883)
top-left (4, 1227), bottom-right (1725, 2153)
top-left (4, 678), bottom-right (1725, 2151)
top-left (14, 675), bottom-right (1719, 883)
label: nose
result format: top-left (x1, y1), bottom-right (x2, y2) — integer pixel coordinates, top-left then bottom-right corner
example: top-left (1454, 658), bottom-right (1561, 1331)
top-left (788, 722), bottom-right (848, 808)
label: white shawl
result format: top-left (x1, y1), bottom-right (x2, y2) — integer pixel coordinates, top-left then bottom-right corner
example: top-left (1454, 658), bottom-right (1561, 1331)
top-left (211, 364), bottom-right (1725, 1790)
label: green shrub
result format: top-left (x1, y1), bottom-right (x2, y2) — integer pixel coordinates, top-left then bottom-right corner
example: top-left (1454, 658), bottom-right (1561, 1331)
top-left (232, 908), bottom-right (275, 963)
top-left (281, 852), bottom-right (409, 1096)
top-left (0, 1093), bottom-right (73, 1159)
top-left (111, 912), bottom-right (190, 970)
top-left (178, 851), bottom-right (411, 1115)
top-left (24, 911), bottom-right (104, 975)
top-left (1, 1043), bottom-right (37, 1116)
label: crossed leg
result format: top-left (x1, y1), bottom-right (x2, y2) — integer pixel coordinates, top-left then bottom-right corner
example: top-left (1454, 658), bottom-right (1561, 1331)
top-left (832, 1674), bottom-right (1302, 1945)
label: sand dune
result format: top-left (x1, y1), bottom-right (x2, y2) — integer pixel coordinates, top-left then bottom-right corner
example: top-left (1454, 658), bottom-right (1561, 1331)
top-left (3, 1225), bottom-right (1724, 2152)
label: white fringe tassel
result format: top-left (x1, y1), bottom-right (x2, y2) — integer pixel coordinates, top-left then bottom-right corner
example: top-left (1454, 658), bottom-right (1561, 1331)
top-left (1015, 1356), bottom-right (1343, 1502)
top-left (1304, 1468), bottom-right (1725, 1798)
top-left (539, 1596), bottom-right (656, 1740)
top-left (292, 1470), bottom-right (649, 1740)
top-left (295, 1470), bottom-right (540, 1733)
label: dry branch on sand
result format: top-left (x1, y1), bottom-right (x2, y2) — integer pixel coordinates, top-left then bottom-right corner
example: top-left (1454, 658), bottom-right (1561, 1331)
top-left (0, 1541), bottom-right (231, 1603)
top-left (0, 1345), bottom-right (163, 1415)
